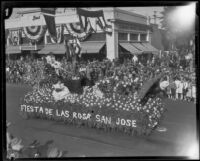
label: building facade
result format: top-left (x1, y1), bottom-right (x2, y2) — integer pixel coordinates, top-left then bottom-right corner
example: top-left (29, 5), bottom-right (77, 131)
top-left (5, 7), bottom-right (158, 60)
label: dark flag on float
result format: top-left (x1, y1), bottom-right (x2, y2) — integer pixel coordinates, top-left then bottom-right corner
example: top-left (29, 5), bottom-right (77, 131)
top-left (41, 8), bottom-right (57, 42)
top-left (138, 73), bottom-right (164, 106)
top-left (64, 38), bottom-right (72, 61)
top-left (76, 8), bottom-right (112, 33)
top-left (73, 37), bottom-right (81, 57)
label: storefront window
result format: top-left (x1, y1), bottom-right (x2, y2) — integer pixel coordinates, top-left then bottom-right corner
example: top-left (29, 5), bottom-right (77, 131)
top-left (87, 33), bottom-right (106, 41)
top-left (118, 33), bottom-right (128, 41)
top-left (140, 34), bottom-right (147, 41)
top-left (130, 34), bottom-right (138, 41)
top-left (21, 37), bottom-right (31, 44)
top-left (46, 35), bottom-right (52, 44)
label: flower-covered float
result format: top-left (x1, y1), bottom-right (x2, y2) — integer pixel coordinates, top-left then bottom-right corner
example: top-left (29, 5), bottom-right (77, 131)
top-left (19, 56), bottom-right (166, 136)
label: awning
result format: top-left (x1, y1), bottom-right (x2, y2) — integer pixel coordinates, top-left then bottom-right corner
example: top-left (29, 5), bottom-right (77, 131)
top-left (131, 43), bottom-right (147, 51)
top-left (131, 43), bottom-right (159, 54)
top-left (81, 42), bottom-right (105, 54)
top-left (38, 44), bottom-right (66, 54)
top-left (119, 43), bottom-right (142, 54)
top-left (141, 43), bottom-right (159, 54)
top-left (6, 46), bottom-right (21, 54)
top-left (38, 42), bottom-right (105, 54)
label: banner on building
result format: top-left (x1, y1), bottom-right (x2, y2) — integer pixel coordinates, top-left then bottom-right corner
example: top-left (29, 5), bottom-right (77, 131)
top-left (41, 8), bottom-right (57, 43)
top-left (76, 8), bottom-right (112, 33)
top-left (64, 23), bottom-right (93, 42)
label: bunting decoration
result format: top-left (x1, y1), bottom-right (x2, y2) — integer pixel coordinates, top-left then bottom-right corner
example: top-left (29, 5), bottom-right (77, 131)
top-left (41, 8), bottom-right (57, 43)
top-left (23, 25), bottom-right (47, 42)
top-left (50, 25), bottom-right (64, 44)
top-left (64, 23), bottom-right (93, 42)
top-left (63, 8), bottom-right (112, 41)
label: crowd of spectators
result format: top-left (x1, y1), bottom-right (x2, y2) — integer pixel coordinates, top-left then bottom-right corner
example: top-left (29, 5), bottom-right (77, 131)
top-left (6, 51), bottom-right (196, 103)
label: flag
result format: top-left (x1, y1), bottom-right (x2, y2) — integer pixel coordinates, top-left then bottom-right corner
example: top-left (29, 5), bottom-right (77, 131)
top-left (74, 37), bottom-right (81, 57)
top-left (64, 38), bottom-right (71, 60)
top-left (41, 8), bottom-right (57, 42)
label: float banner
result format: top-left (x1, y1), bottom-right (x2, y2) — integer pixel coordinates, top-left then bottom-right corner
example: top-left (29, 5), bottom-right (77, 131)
top-left (20, 104), bottom-right (137, 128)
top-left (41, 8), bottom-right (57, 42)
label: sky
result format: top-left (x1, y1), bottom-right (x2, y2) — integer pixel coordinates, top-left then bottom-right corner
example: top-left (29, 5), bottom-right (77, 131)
top-left (8, 7), bottom-right (164, 27)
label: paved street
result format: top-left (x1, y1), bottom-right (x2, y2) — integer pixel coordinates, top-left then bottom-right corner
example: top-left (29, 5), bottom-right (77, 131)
top-left (6, 83), bottom-right (197, 157)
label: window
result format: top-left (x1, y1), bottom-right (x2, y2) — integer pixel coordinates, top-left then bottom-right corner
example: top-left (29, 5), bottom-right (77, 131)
top-left (130, 34), bottom-right (138, 41)
top-left (87, 33), bottom-right (106, 41)
top-left (118, 33), bottom-right (128, 41)
top-left (46, 35), bottom-right (52, 44)
top-left (140, 34), bottom-right (147, 41)
top-left (21, 37), bottom-right (30, 44)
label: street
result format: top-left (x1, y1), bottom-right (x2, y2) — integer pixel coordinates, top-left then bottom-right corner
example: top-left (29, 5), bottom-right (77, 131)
top-left (6, 83), bottom-right (197, 157)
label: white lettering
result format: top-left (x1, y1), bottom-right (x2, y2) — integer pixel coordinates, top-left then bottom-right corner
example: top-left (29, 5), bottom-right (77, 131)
top-left (121, 119), bottom-right (126, 126)
top-left (116, 118), bottom-right (120, 125)
top-left (21, 105), bottom-right (26, 112)
top-left (115, 118), bottom-right (137, 127)
top-left (64, 110), bottom-right (69, 118)
top-left (39, 107), bottom-right (44, 114)
top-left (34, 106), bottom-right (39, 113)
top-left (73, 112), bottom-right (77, 118)
top-left (49, 108), bottom-right (53, 115)
top-left (96, 114), bottom-right (100, 122)
top-left (56, 109), bottom-right (61, 117)
top-left (132, 120), bottom-right (137, 127)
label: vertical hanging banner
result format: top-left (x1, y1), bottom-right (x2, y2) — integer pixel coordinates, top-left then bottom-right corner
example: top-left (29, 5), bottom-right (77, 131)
top-left (9, 30), bottom-right (20, 46)
top-left (50, 25), bottom-right (64, 44)
top-left (76, 8), bottom-right (112, 33)
top-left (41, 8), bottom-right (57, 43)
top-left (64, 8), bottom-right (112, 42)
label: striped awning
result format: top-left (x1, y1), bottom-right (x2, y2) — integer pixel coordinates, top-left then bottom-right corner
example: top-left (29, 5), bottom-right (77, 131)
top-left (119, 43), bottom-right (142, 54)
top-left (131, 43), bottom-right (147, 51)
top-left (140, 43), bottom-right (159, 54)
top-left (38, 42), bottom-right (105, 54)
top-left (38, 44), bottom-right (65, 54)
top-left (81, 42), bottom-right (105, 54)
top-left (6, 46), bottom-right (21, 54)
top-left (131, 43), bottom-right (159, 54)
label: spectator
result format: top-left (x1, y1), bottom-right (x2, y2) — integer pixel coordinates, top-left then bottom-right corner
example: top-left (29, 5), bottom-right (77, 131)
top-left (175, 77), bottom-right (181, 100)
top-left (183, 78), bottom-right (189, 101)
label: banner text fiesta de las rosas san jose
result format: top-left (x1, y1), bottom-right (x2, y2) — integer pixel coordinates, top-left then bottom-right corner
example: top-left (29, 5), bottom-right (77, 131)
top-left (20, 104), bottom-right (137, 128)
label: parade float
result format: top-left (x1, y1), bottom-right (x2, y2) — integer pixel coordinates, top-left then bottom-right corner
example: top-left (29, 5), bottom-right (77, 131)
top-left (18, 8), bottom-right (166, 136)
top-left (19, 56), bottom-right (166, 136)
